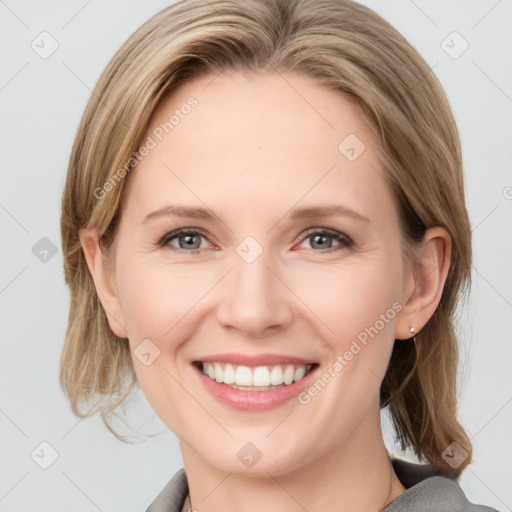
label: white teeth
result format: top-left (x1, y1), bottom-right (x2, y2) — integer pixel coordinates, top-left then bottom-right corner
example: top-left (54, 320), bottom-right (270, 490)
top-left (293, 366), bottom-right (306, 382)
top-left (223, 363), bottom-right (236, 384)
top-left (201, 362), bottom-right (313, 388)
top-left (269, 365), bottom-right (283, 385)
top-left (235, 366), bottom-right (253, 386)
top-left (283, 365), bottom-right (295, 385)
top-left (252, 366), bottom-right (270, 387)
top-left (214, 364), bottom-right (224, 383)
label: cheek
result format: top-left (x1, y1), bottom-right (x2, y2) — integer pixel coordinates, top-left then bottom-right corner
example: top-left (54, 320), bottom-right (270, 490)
top-left (289, 258), bottom-right (402, 339)
top-left (116, 260), bottom-right (206, 423)
top-left (290, 258), bottom-right (403, 409)
top-left (117, 257), bottom-right (209, 340)
top-left (116, 258), bottom-right (219, 400)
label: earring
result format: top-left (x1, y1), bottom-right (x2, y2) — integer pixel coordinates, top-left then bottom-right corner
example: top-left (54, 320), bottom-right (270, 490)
top-left (409, 326), bottom-right (417, 344)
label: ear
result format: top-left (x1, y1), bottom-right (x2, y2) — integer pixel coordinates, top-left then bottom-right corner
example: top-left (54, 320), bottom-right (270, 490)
top-left (395, 226), bottom-right (451, 340)
top-left (79, 228), bottom-right (129, 339)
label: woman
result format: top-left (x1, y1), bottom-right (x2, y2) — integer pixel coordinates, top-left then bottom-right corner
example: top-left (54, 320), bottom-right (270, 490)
top-left (59, 0), bottom-right (500, 510)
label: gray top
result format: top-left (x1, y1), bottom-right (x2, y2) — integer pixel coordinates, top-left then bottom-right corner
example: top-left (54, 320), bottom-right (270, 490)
top-left (145, 458), bottom-right (500, 512)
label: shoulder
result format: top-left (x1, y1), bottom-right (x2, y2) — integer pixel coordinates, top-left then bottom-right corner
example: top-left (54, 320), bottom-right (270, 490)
top-left (384, 457), bottom-right (500, 512)
top-left (145, 468), bottom-right (189, 512)
top-left (145, 460), bottom-right (501, 512)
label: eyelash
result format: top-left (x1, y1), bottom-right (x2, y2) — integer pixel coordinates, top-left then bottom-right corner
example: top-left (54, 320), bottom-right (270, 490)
top-left (156, 227), bottom-right (353, 255)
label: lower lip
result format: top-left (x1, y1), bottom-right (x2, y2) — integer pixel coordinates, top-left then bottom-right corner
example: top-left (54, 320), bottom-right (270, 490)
top-left (192, 364), bottom-right (319, 411)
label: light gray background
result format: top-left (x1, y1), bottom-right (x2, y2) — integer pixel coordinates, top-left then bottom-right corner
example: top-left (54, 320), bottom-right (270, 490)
top-left (1, 0), bottom-right (511, 510)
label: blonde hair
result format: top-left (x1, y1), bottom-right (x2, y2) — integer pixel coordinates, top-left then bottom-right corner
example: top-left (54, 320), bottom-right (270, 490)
top-left (60, 0), bottom-right (473, 475)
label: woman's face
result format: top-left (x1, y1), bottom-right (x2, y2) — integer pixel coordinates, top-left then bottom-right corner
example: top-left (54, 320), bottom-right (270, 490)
top-left (100, 71), bottom-right (416, 475)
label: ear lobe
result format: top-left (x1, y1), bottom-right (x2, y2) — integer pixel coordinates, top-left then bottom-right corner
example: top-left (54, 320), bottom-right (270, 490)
top-left (395, 226), bottom-right (452, 340)
top-left (79, 228), bottom-right (129, 339)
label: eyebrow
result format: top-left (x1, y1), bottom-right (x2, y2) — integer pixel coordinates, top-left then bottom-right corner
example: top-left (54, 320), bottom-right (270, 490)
top-left (142, 204), bottom-right (370, 224)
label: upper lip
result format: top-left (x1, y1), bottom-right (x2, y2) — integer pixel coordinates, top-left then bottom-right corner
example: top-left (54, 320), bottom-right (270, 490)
top-left (193, 353), bottom-right (317, 367)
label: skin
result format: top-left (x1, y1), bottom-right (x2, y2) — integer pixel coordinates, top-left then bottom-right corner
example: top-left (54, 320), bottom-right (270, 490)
top-left (81, 70), bottom-right (451, 512)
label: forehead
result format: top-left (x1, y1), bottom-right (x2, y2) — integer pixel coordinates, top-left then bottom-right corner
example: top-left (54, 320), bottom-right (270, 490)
top-left (147, 70), bottom-right (373, 161)
top-left (120, 70), bottom-right (395, 227)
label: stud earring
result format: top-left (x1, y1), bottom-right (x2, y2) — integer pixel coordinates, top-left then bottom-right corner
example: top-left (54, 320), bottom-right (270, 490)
top-left (409, 326), bottom-right (415, 334)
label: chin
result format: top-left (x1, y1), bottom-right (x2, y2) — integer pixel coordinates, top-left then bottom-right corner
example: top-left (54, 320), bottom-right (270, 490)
top-left (203, 441), bottom-right (309, 478)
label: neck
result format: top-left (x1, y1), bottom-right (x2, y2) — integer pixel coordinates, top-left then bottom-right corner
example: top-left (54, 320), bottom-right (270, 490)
top-left (180, 408), bottom-right (406, 512)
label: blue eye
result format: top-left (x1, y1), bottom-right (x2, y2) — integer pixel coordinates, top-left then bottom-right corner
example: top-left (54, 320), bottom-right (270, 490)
top-left (157, 227), bottom-right (352, 254)
top-left (158, 229), bottom-right (209, 252)
top-left (298, 229), bottom-right (352, 252)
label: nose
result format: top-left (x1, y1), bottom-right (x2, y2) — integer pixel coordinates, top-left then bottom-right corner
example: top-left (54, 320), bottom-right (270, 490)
top-left (216, 246), bottom-right (293, 338)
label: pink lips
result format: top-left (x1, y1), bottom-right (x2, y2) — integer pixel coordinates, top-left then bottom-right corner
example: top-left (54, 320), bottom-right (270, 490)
top-left (191, 353), bottom-right (319, 411)
top-left (194, 352), bottom-right (317, 367)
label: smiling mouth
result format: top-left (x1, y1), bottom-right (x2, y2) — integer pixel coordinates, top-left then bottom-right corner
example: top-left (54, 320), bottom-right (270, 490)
top-left (192, 361), bottom-right (318, 391)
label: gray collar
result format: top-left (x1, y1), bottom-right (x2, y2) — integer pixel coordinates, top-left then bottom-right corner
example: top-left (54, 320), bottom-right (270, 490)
top-left (145, 458), bottom-right (498, 512)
